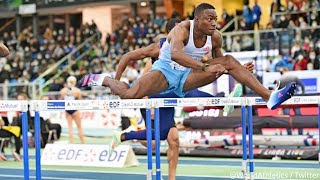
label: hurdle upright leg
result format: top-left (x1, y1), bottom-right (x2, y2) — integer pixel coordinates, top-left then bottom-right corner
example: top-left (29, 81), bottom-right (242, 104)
top-left (247, 106), bottom-right (254, 180)
top-left (34, 111), bottom-right (42, 180)
top-left (21, 112), bottom-right (29, 180)
top-left (146, 108), bottom-right (153, 180)
top-left (154, 107), bottom-right (161, 180)
top-left (241, 105), bottom-right (247, 179)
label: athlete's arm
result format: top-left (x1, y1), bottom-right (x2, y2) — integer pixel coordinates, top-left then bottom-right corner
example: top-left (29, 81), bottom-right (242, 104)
top-left (210, 31), bottom-right (254, 73)
top-left (0, 43), bottom-right (9, 57)
top-left (115, 43), bottom-right (160, 80)
top-left (142, 59), bottom-right (153, 75)
top-left (211, 30), bottom-right (224, 59)
top-left (169, 22), bottom-right (204, 70)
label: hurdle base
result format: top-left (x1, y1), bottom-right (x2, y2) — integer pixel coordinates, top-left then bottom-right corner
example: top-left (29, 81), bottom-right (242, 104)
top-left (147, 170), bottom-right (153, 180)
top-left (250, 172), bottom-right (254, 180)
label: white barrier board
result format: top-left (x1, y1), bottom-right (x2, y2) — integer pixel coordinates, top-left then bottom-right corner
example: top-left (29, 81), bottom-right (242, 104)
top-left (0, 101), bottom-right (27, 112)
top-left (42, 144), bottom-right (139, 168)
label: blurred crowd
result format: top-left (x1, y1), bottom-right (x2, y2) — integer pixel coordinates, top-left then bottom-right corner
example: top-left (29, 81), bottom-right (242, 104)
top-left (0, 1), bottom-right (319, 99)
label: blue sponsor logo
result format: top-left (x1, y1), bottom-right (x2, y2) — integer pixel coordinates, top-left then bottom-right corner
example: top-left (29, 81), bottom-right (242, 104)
top-left (301, 78), bottom-right (317, 93)
top-left (255, 98), bottom-right (265, 104)
top-left (164, 99), bottom-right (177, 106)
top-left (47, 102), bottom-right (65, 110)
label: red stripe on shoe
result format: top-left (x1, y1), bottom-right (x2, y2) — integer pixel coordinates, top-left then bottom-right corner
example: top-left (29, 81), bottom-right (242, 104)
top-left (81, 75), bottom-right (90, 86)
top-left (88, 74), bottom-right (94, 84)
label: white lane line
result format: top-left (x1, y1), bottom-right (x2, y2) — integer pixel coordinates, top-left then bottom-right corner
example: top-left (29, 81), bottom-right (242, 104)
top-left (0, 174), bottom-right (96, 180)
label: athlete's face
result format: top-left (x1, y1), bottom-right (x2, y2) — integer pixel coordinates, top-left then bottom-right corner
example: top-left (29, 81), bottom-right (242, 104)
top-left (197, 9), bottom-right (218, 35)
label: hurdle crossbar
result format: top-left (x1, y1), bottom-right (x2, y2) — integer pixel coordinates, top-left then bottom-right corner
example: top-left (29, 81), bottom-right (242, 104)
top-left (12, 96), bottom-right (320, 180)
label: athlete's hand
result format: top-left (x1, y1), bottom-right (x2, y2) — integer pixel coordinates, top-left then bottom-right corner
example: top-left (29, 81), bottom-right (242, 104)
top-left (206, 64), bottom-right (227, 78)
top-left (201, 54), bottom-right (210, 63)
top-left (243, 61), bottom-right (254, 73)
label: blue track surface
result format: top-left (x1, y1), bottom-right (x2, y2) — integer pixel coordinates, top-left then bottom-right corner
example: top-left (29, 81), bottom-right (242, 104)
top-left (0, 157), bottom-right (319, 180)
top-left (0, 168), bottom-right (238, 180)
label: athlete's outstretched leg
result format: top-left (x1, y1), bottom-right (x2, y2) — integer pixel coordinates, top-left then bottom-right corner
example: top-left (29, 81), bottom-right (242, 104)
top-left (185, 55), bottom-right (270, 100)
top-left (184, 55), bottom-right (296, 109)
top-left (79, 71), bottom-right (168, 99)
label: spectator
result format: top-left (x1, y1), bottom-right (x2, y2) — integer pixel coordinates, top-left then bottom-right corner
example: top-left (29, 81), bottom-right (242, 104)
top-left (252, 0), bottom-right (262, 29)
top-left (293, 53), bottom-right (308, 70)
top-left (242, 5), bottom-right (253, 30)
top-left (231, 36), bottom-right (241, 52)
top-left (0, 117), bottom-right (21, 161)
top-left (308, 50), bottom-right (319, 70)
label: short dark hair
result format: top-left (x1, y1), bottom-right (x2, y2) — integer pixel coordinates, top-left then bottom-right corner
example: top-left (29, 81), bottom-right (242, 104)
top-left (194, 3), bottom-right (215, 16)
top-left (166, 18), bottom-right (182, 33)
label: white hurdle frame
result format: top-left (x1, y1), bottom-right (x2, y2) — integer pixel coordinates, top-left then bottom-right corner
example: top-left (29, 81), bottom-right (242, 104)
top-left (246, 96), bottom-right (320, 180)
top-left (0, 101), bottom-right (29, 180)
top-left (11, 96), bottom-right (319, 180)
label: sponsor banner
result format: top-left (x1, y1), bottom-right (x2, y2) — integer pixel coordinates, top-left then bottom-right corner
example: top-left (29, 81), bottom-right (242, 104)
top-left (118, 99), bottom-right (147, 109)
top-left (133, 146), bottom-right (318, 160)
top-left (0, 101), bottom-right (24, 111)
top-left (180, 135), bottom-right (319, 147)
top-left (181, 116), bottom-right (320, 131)
top-left (42, 144), bottom-right (139, 168)
top-left (133, 145), bottom-right (318, 160)
top-left (96, 99), bottom-right (147, 109)
top-left (163, 99), bottom-right (178, 107)
top-left (177, 98), bottom-right (200, 107)
top-left (200, 97), bottom-right (243, 107)
top-left (32, 99), bottom-right (148, 111)
top-left (248, 96), bottom-right (319, 106)
top-left (31, 101), bottom-right (66, 111)
top-left (65, 100), bottom-right (93, 110)
top-left (285, 96), bottom-right (319, 105)
top-left (247, 97), bottom-right (266, 106)
top-left (47, 101), bottom-right (65, 110)
top-left (302, 78), bottom-right (317, 93)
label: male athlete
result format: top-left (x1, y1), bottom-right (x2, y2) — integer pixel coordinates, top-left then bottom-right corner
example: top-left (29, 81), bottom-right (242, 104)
top-left (79, 3), bottom-right (295, 111)
top-left (109, 18), bottom-right (250, 180)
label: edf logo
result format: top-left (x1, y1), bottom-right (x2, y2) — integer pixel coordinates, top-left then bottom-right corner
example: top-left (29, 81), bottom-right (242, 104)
top-left (210, 99), bottom-right (220, 105)
top-left (109, 101), bottom-right (120, 108)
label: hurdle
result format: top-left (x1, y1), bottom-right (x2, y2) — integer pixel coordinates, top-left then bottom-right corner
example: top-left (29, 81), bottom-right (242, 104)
top-left (246, 96), bottom-right (320, 180)
top-left (153, 97), bottom-right (247, 180)
top-left (30, 99), bottom-right (154, 180)
top-left (21, 96), bottom-right (319, 180)
top-left (0, 100), bottom-right (29, 180)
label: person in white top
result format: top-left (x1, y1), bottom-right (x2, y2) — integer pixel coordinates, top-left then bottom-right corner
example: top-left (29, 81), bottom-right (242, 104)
top-left (60, 76), bottom-right (85, 144)
top-left (79, 3), bottom-right (296, 111)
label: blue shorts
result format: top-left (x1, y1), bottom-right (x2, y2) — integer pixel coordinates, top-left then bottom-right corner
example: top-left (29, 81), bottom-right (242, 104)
top-left (66, 110), bottom-right (77, 115)
top-left (151, 60), bottom-right (191, 97)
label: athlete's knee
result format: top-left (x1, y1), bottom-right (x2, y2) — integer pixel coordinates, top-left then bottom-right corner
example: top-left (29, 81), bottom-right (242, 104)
top-left (119, 93), bottom-right (137, 99)
top-left (119, 90), bottom-right (142, 99)
top-left (167, 128), bottom-right (179, 147)
top-left (224, 55), bottom-right (240, 69)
